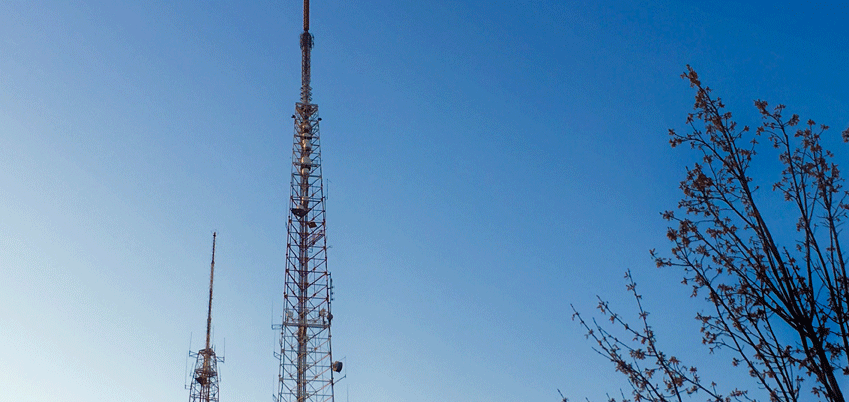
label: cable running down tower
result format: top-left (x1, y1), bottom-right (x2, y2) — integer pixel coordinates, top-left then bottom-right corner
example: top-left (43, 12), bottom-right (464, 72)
top-left (189, 232), bottom-right (224, 402)
top-left (274, 1), bottom-right (342, 402)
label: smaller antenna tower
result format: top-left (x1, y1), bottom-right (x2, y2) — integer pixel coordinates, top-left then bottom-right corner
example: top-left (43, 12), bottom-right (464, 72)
top-left (189, 232), bottom-right (225, 402)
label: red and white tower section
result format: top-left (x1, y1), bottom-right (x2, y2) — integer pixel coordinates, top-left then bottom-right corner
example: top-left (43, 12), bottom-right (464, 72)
top-left (273, 1), bottom-right (342, 401)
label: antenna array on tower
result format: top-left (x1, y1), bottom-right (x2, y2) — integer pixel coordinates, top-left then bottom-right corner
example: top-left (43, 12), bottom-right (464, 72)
top-left (272, 1), bottom-right (342, 401)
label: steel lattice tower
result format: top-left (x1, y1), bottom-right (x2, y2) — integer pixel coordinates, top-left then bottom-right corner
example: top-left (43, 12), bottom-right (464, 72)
top-left (273, 1), bottom-right (341, 402)
top-left (189, 232), bottom-right (224, 402)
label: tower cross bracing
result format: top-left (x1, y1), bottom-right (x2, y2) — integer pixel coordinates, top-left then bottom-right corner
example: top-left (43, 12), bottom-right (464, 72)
top-left (273, 1), bottom-right (340, 402)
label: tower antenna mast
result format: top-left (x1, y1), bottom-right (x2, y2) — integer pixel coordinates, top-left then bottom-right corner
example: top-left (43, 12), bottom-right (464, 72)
top-left (274, 1), bottom-right (342, 401)
top-left (189, 232), bottom-right (224, 402)
top-left (205, 233), bottom-right (216, 351)
top-left (299, 0), bottom-right (313, 104)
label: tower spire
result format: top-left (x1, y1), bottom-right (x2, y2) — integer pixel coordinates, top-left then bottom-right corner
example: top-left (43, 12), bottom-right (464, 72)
top-left (299, 0), bottom-right (314, 104)
top-left (303, 0), bottom-right (309, 31)
top-left (205, 232), bottom-right (216, 351)
top-left (274, 1), bottom-right (342, 402)
top-left (189, 232), bottom-right (224, 402)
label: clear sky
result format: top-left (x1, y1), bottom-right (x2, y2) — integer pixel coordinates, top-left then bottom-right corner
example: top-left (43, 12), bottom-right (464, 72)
top-left (1, 1), bottom-right (848, 401)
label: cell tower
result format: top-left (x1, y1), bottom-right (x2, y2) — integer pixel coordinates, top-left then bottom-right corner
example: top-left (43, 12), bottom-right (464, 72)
top-left (189, 232), bottom-right (224, 402)
top-left (273, 1), bottom-right (342, 401)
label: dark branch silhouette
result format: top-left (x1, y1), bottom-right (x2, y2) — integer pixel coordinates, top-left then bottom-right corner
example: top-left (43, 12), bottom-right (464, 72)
top-left (573, 66), bottom-right (849, 402)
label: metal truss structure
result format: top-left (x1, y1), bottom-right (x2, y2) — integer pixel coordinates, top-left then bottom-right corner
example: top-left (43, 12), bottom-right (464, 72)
top-left (189, 233), bottom-right (224, 402)
top-left (273, 1), bottom-right (340, 402)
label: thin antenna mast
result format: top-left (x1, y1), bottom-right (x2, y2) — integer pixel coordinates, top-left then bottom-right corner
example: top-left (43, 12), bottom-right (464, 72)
top-left (205, 233), bottom-right (216, 351)
top-left (299, 0), bottom-right (314, 103)
top-left (188, 232), bottom-right (224, 402)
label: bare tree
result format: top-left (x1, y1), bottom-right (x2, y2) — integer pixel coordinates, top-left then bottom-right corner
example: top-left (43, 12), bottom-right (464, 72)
top-left (573, 66), bottom-right (849, 402)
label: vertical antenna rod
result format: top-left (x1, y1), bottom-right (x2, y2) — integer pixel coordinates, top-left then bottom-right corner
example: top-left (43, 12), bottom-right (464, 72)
top-left (303, 0), bottom-right (309, 31)
top-left (205, 232), bottom-right (216, 351)
top-left (299, 0), bottom-right (314, 104)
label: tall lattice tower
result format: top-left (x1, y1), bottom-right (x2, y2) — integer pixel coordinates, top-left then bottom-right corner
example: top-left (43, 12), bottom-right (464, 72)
top-left (189, 232), bottom-right (224, 402)
top-left (273, 1), bottom-right (341, 402)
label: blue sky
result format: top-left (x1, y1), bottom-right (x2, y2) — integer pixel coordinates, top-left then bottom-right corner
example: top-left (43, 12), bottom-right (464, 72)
top-left (1, 1), bottom-right (848, 401)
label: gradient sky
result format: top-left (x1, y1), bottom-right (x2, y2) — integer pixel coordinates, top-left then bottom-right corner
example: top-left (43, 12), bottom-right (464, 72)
top-left (2, 1), bottom-right (849, 401)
